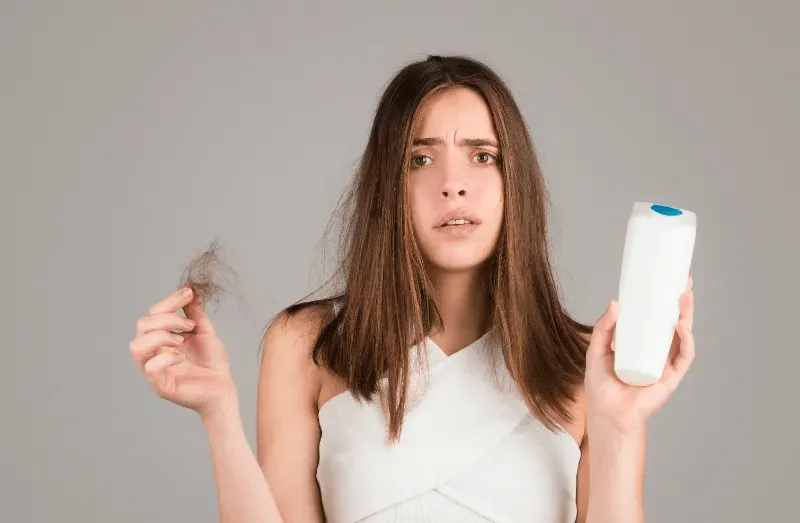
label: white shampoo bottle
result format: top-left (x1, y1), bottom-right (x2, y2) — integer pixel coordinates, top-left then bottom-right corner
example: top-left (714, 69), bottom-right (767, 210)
top-left (613, 202), bottom-right (697, 386)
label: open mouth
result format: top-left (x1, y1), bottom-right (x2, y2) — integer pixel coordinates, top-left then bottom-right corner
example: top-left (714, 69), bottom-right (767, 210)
top-left (435, 220), bottom-right (480, 237)
top-left (439, 219), bottom-right (475, 227)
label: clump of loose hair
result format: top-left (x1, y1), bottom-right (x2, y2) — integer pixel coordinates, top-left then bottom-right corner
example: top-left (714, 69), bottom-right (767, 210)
top-left (179, 238), bottom-right (239, 312)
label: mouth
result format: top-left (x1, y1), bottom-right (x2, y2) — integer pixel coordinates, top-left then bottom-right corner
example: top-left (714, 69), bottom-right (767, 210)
top-left (439, 218), bottom-right (475, 227)
top-left (434, 221), bottom-right (480, 237)
top-left (434, 210), bottom-right (482, 229)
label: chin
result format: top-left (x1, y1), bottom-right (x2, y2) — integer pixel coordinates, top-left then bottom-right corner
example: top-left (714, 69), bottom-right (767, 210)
top-left (423, 246), bottom-right (494, 274)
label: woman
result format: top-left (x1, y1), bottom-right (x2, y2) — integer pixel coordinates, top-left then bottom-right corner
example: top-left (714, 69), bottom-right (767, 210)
top-left (129, 55), bottom-right (695, 523)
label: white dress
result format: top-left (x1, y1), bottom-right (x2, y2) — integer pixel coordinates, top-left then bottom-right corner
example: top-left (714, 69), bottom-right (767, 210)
top-left (316, 332), bottom-right (582, 523)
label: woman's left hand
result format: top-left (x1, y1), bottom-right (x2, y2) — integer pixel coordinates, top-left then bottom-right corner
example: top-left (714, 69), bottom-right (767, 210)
top-left (584, 276), bottom-right (695, 433)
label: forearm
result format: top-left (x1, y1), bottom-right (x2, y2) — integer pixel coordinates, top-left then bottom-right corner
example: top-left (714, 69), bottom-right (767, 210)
top-left (586, 423), bottom-right (646, 523)
top-left (202, 398), bottom-right (284, 523)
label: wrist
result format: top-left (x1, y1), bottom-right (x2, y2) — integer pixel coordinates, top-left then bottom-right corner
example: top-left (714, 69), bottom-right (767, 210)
top-left (587, 410), bottom-right (647, 440)
top-left (200, 393), bottom-right (241, 430)
top-left (587, 417), bottom-right (647, 481)
top-left (588, 422), bottom-right (646, 455)
top-left (586, 418), bottom-right (647, 523)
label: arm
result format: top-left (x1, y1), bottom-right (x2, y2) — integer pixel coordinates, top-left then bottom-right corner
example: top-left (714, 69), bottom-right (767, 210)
top-left (256, 308), bottom-right (327, 522)
top-left (203, 399), bottom-right (286, 523)
top-left (577, 283), bottom-right (695, 523)
top-left (202, 307), bottom-right (326, 523)
top-left (575, 421), bottom-right (646, 523)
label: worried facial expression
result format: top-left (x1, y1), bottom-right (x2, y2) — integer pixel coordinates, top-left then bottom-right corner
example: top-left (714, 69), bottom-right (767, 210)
top-left (407, 87), bottom-right (504, 273)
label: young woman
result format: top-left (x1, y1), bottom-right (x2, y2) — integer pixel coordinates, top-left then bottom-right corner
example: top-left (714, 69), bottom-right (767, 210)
top-left (129, 55), bottom-right (695, 523)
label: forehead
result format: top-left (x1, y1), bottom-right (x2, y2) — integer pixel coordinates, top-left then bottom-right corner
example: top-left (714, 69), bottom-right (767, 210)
top-left (414, 87), bottom-right (497, 138)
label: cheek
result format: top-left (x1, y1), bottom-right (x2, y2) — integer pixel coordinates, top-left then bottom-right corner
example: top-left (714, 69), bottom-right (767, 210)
top-left (407, 177), bottom-right (435, 228)
top-left (477, 172), bottom-right (504, 222)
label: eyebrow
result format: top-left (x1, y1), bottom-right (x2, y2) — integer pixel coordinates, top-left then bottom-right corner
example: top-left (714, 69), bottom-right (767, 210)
top-left (412, 137), bottom-right (499, 148)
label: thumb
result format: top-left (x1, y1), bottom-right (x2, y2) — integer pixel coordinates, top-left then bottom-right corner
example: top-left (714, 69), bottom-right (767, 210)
top-left (182, 289), bottom-right (216, 335)
top-left (586, 300), bottom-right (618, 362)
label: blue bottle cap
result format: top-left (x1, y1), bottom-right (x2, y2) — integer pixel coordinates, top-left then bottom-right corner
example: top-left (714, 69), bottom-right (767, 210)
top-left (650, 204), bottom-right (683, 216)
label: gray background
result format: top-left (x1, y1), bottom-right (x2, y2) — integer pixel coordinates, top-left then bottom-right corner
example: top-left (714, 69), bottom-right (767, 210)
top-left (2, 1), bottom-right (798, 522)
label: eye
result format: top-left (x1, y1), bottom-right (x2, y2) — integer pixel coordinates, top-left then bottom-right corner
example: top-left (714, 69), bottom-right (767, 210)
top-left (473, 152), bottom-right (497, 165)
top-left (410, 155), bottom-right (432, 168)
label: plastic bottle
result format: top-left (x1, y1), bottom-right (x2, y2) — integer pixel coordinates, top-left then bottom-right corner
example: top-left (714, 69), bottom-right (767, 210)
top-left (613, 202), bottom-right (697, 386)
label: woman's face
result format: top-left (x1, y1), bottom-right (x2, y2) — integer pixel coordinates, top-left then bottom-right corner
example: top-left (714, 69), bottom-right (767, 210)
top-left (407, 87), bottom-right (504, 273)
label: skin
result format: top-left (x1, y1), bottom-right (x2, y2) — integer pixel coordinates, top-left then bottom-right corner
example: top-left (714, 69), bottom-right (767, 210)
top-left (129, 87), bottom-right (696, 523)
top-left (406, 87), bottom-right (504, 355)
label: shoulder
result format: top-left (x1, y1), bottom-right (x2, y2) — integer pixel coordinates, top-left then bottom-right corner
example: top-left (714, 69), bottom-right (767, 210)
top-left (257, 302), bottom-right (332, 520)
top-left (259, 302), bottom-right (332, 396)
top-left (262, 302), bottom-right (330, 353)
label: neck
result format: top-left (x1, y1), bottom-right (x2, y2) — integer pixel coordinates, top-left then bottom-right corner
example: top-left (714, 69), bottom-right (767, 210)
top-left (426, 265), bottom-right (491, 355)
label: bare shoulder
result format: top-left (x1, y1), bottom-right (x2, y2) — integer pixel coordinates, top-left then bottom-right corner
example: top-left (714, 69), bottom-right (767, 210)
top-left (257, 303), bottom-right (331, 522)
top-left (549, 383), bottom-right (587, 450)
top-left (258, 302), bottom-right (333, 425)
top-left (260, 304), bottom-right (329, 378)
top-left (259, 304), bottom-right (328, 412)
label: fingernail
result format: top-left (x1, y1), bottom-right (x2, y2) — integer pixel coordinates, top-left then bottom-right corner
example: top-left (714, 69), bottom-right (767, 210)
top-left (181, 287), bottom-right (192, 298)
top-left (172, 334), bottom-right (184, 343)
top-left (184, 319), bottom-right (195, 329)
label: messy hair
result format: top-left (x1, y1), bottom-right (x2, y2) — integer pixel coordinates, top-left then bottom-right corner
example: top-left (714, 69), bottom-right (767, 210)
top-left (185, 55), bottom-right (592, 442)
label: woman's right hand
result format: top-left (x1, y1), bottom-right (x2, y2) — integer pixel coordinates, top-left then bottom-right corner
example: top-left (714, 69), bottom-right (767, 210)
top-left (130, 286), bottom-right (237, 418)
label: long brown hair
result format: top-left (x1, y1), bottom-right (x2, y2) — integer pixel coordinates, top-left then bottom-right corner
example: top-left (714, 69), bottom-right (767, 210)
top-left (273, 54), bottom-right (592, 441)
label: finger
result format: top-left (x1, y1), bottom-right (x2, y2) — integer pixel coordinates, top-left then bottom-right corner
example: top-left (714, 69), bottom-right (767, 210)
top-left (661, 319), bottom-right (695, 391)
top-left (676, 319), bottom-right (696, 367)
top-left (665, 329), bottom-right (681, 367)
top-left (130, 330), bottom-right (184, 369)
top-left (144, 350), bottom-right (185, 376)
top-left (182, 292), bottom-right (216, 335)
top-left (136, 312), bottom-right (196, 337)
top-left (679, 289), bottom-right (694, 333)
top-left (586, 300), bottom-right (618, 362)
top-left (148, 287), bottom-right (195, 316)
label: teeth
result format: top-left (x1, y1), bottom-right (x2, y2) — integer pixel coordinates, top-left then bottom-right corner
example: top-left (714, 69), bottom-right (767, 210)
top-left (445, 219), bottom-right (472, 226)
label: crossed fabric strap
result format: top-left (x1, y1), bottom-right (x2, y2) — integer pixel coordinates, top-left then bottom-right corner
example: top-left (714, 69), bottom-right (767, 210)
top-left (316, 334), bottom-right (563, 523)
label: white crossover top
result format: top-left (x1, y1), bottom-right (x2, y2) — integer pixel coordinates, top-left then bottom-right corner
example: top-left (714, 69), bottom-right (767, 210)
top-left (316, 331), bottom-right (582, 523)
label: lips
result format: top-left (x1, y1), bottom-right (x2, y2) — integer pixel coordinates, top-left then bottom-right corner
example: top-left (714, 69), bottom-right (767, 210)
top-left (434, 209), bottom-right (482, 228)
top-left (435, 222), bottom-right (479, 237)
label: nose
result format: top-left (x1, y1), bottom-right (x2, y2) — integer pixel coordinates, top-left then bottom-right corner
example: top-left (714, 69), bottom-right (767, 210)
top-left (442, 186), bottom-right (466, 198)
top-left (440, 160), bottom-right (468, 199)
